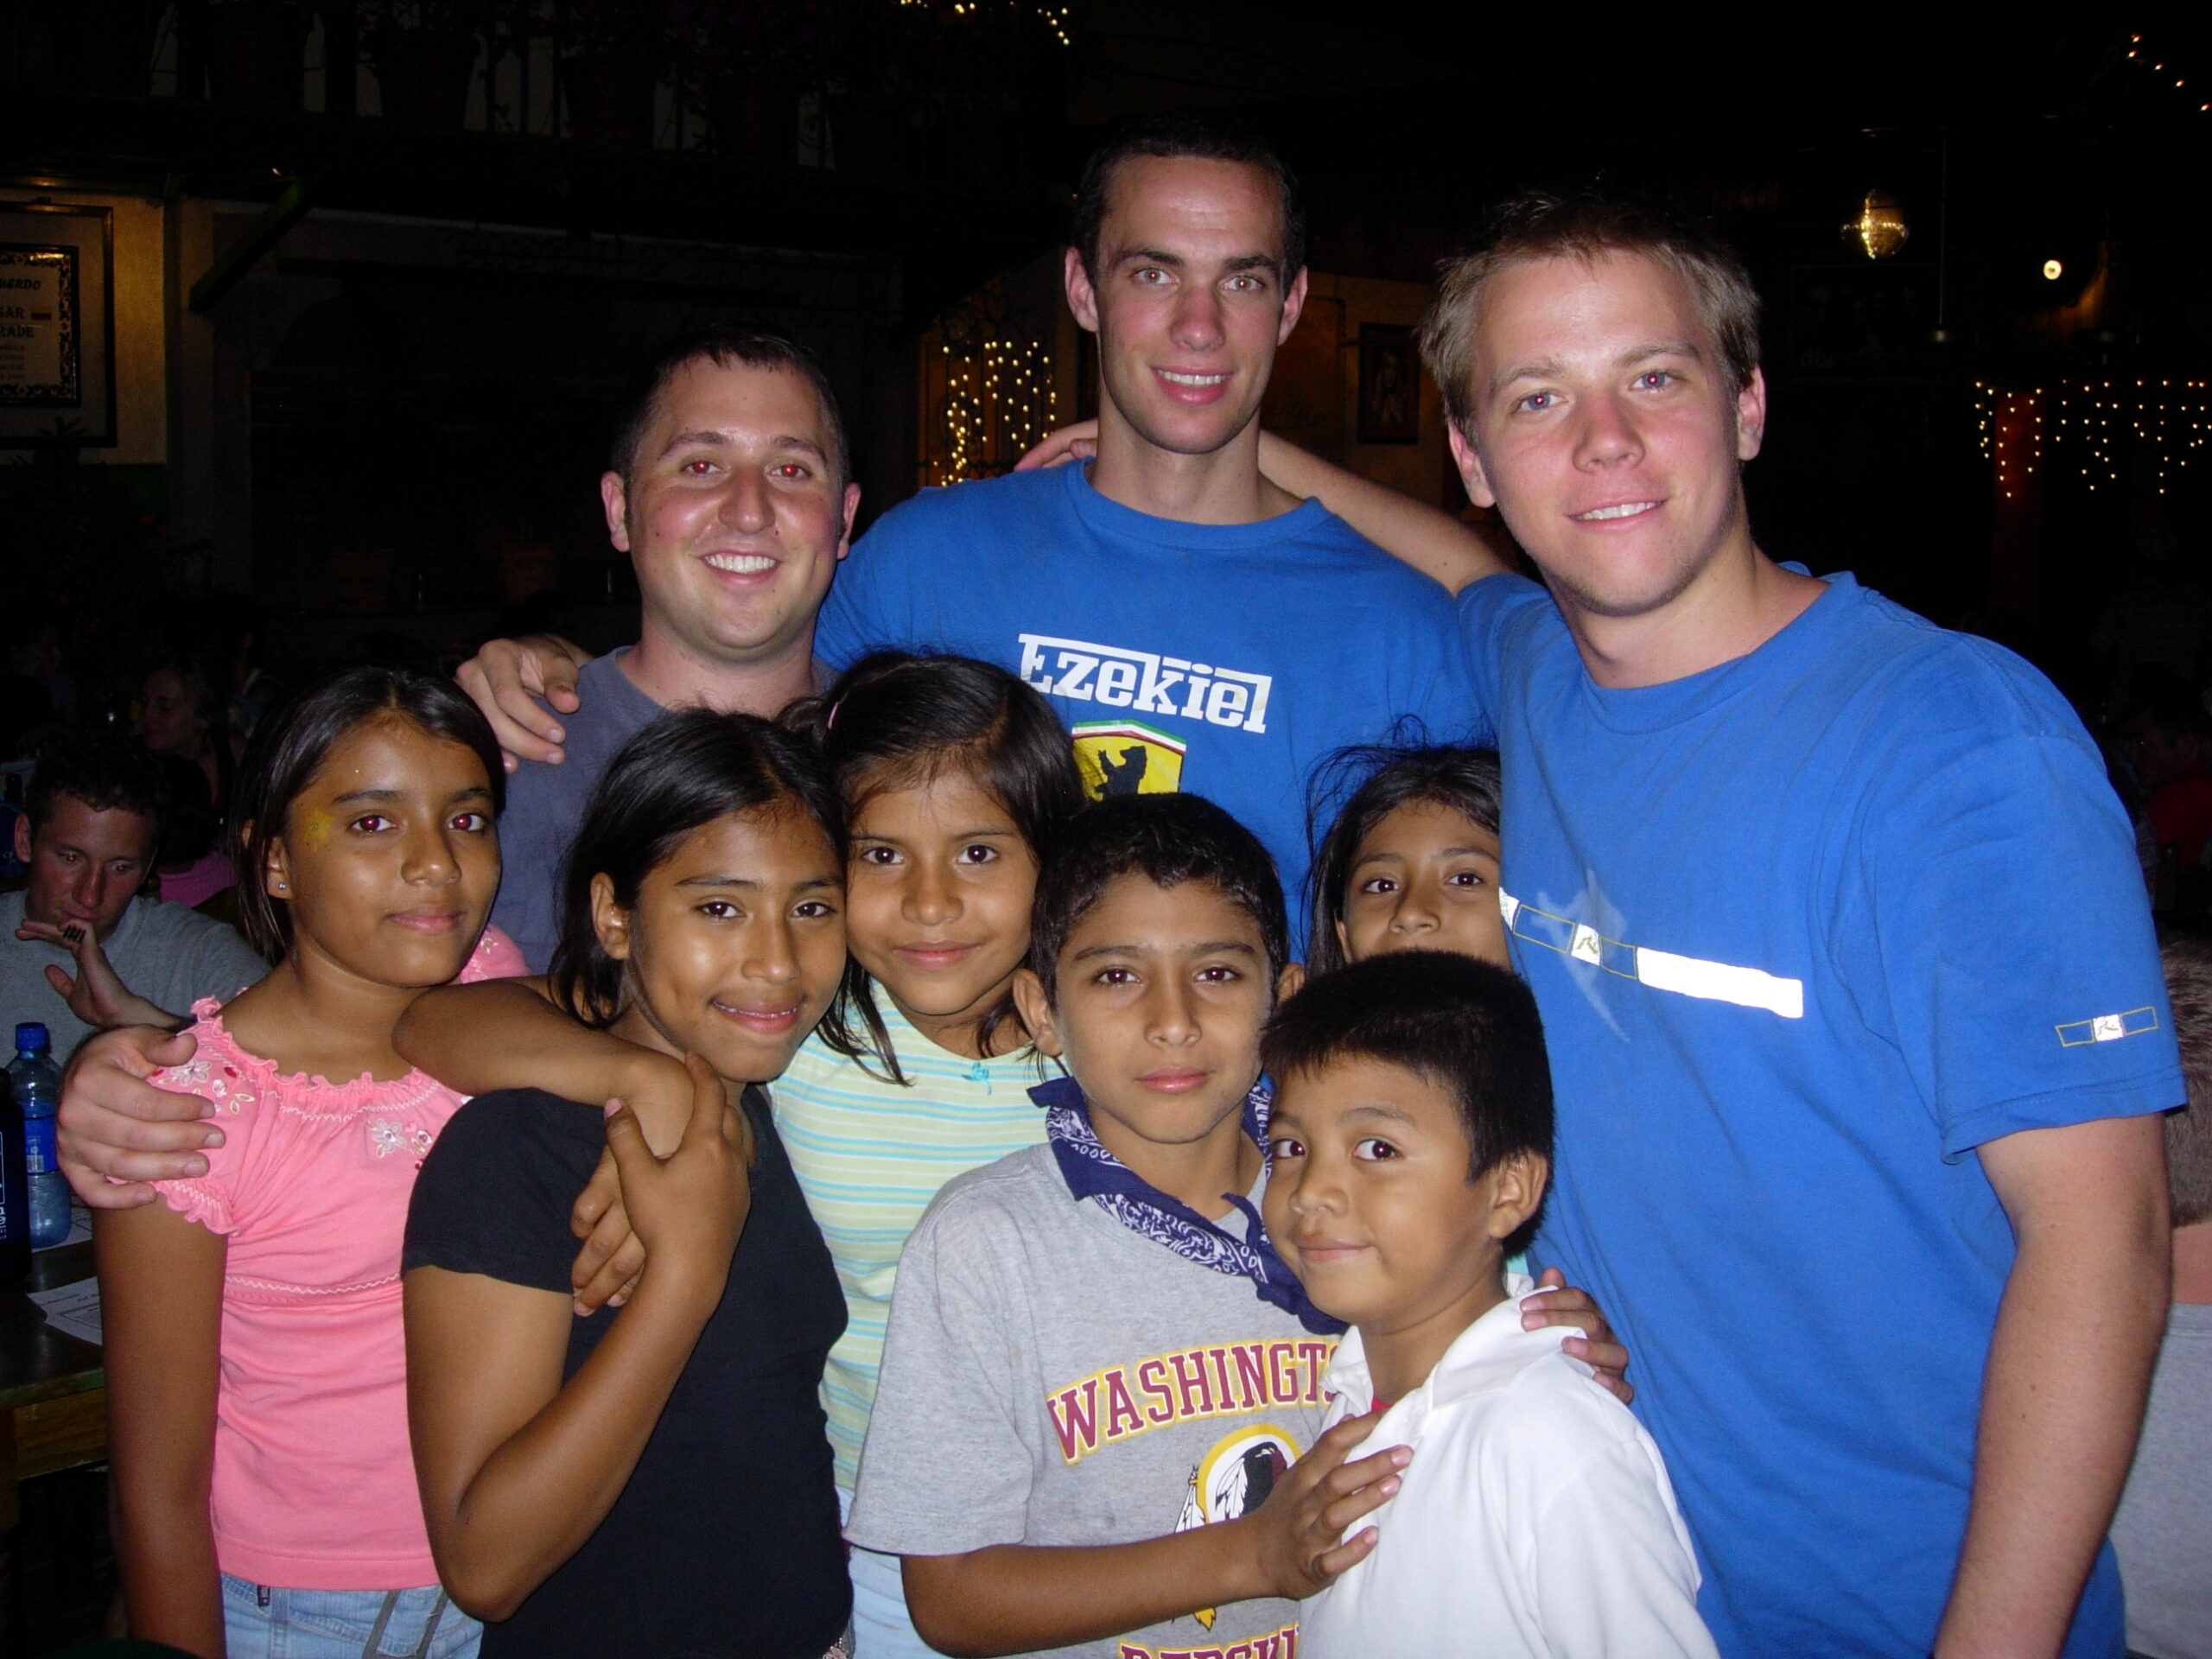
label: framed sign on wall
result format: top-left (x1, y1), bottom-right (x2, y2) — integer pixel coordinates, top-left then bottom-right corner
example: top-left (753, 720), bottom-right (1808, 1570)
top-left (0, 203), bottom-right (115, 447)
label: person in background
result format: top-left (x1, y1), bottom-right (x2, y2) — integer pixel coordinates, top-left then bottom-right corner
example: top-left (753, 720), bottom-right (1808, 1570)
top-left (5, 734), bottom-right (266, 1058)
top-left (150, 754), bottom-right (238, 919)
top-left (2126, 671), bottom-right (2212, 871)
top-left (140, 657), bottom-right (238, 823)
top-left (2110, 938), bottom-right (2212, 1659)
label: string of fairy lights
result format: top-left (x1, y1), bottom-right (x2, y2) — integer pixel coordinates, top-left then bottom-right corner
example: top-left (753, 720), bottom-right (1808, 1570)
top-left (2127, 33), bottom-right (2209, 113)
top-left (1974, 379), bottom-right (2212, 498)
top-left (893, 0), bottom-right (1074, 47)
top-left (935, 335), bottom-right (1058, 486)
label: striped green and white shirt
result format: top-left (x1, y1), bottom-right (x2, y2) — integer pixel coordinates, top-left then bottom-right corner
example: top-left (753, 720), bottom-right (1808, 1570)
top-left (771, 988), bottom-right (1058, 1491)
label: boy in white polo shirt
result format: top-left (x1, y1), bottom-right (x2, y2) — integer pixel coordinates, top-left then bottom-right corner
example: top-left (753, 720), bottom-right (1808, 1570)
top-left (1262, 949), bottom-right (1718, 1659)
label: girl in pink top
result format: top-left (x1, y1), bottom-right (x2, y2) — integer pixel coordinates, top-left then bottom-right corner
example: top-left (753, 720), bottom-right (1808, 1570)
top-left (97, 664), bottom-right (507, 1659)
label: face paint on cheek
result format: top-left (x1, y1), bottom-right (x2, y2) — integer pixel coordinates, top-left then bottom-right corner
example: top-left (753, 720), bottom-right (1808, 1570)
top-left (295, 810), bottom-right (338, 849)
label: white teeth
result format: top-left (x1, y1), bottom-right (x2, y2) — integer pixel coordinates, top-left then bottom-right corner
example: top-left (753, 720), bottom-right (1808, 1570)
top-left (1574, 501), bottom-right (1658, 521)
top-left (705, 553), bottom-right (775, 573)
top-left (1159, 370), bottom-right (1229, 386)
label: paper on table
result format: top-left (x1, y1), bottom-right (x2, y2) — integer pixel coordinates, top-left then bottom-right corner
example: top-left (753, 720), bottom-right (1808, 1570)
top-left (28, 1279), bottom-right (101, 1348)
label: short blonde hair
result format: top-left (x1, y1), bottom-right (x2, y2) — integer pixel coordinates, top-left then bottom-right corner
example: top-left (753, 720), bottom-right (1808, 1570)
top-left (1419, 191), bottom-right (1763, 439)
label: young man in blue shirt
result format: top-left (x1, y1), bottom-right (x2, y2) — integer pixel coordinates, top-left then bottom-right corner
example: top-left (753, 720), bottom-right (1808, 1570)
top-left (1398, 194), bottom-right (2176, 1659)
top-left (809, 117), bottom-right (1477, 917)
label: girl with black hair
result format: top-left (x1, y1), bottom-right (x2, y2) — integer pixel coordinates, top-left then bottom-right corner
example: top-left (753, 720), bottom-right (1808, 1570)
top-left (1306, 742), bottom-right (1508, 976)
top-left (99, 664), bottom-right (509, 1659)
top-left (400, 709), bottom-right (855, 1659)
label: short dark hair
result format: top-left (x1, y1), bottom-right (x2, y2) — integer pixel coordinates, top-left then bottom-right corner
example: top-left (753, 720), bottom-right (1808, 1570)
top-left (1306, 742), bottom-right (1502, 977)
top-left (230, 665), bottom-right (506, 958)
top-left (1421, 189), bottom-right (1762, 438)
top-left (1028, 792), bottom-right (1287, 1004)
top-left (1263, 949), bottom-right (1554, 1191)
top-left (549, 709), bottom-right (844, 1027)
top-left (789, 652), bottom-right (1083, 1079)
top-left (25, 733), bottom-right (169, 843)
top-left (609, 326), bottom-right (849, 493)
top-left (2161, 937), bottom-right (2212, 1229)
top-left (1071, 113), bottom-right (1306, 283)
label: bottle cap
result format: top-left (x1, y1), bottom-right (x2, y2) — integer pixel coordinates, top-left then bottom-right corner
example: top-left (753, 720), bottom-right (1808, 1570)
top-left (14, 1023), bottom-right (48, 1053)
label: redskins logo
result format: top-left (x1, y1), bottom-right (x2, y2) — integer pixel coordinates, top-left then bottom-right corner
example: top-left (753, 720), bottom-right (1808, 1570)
top-left (1175, 1424), bottom-right (1300, 1629)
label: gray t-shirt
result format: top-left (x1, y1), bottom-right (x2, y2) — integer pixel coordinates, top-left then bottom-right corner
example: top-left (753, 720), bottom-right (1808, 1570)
top-left (847, 1143), bottom-right (1332, 1659)
top-left (488, 650), bottom-right (664, 973)
top-left (2112, 1299), bottom-right (2211, 1659)
top-left (0, 890), bottom-right (268, 1059)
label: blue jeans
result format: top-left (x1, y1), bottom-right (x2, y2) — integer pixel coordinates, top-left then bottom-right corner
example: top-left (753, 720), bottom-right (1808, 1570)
top-left (221, 1573), bottom-right (482, 1659)
top-left (840, 1486), bottom-right (946, 1659)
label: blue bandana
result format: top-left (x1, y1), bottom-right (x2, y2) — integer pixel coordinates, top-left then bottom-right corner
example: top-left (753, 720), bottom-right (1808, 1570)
top-left (1033, 1074), bottom-right (1344, 1337)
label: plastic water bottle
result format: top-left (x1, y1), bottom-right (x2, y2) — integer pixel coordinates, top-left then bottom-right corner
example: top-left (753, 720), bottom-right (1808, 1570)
top-left (0, 1065), bottom-right (29, 1284)
top-left (10, 1024), bottom-right (72, 1250)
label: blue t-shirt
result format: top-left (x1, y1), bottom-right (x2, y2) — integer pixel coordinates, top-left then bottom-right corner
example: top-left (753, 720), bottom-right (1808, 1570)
top-left (1462, 570), bottom-right (2181, 1659)
top-left (818, 463), bottom-right (1477, 929)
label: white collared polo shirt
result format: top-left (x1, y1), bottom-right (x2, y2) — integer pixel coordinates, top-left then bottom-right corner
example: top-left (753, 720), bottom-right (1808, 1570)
top-left (1298, 1275), bottom-right (1719, 1659)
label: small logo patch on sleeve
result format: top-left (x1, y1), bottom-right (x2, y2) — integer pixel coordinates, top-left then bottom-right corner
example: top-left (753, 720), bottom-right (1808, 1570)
top-left (2056, 1007), bottom-right (2160, 1048)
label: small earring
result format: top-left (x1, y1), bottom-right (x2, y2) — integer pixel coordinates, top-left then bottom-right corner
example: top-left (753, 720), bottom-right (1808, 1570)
top-left (274, 880), bottom-right (286, 892)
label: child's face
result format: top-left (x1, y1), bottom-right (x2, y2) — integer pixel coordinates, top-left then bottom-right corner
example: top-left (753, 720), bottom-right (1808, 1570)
top-left (266, 717), bottom-right (499, 990)
top-left (1014, 874), bottom-right (1297, 1158)
top-left (844, 770), bottom-right (1039, 1034)
top-left (594, 804), bottom-right (846, 1085)
top-left (1338, 799), bottom-right (1508, 969)
top-left (1264, 1054), bottom-right (1546, 1344)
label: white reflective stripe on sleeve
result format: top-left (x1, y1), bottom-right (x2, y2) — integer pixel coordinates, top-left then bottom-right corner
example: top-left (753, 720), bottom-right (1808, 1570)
top-left (1633, 946), bottom-right (1804, 1020)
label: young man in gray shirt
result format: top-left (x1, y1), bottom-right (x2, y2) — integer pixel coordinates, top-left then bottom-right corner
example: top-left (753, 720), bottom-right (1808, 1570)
top-left (5, 734), bottom-right (265, 1058)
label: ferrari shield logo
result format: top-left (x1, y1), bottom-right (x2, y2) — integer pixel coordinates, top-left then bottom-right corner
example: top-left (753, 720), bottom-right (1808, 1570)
top-left (1072, 721), bottom-right (1186, 799)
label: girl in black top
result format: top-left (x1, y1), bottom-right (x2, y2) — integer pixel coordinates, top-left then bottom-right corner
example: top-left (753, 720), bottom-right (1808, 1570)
top-left (402, 710), bottom-right (852, 1658)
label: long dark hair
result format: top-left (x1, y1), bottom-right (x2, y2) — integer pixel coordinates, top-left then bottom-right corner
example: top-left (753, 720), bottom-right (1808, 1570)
top-left (548, 709), bottom-right (844, 1027)
top-left (229, 665), bottom-right (505, 959)
top-left (786, 652), bottom-right (1083, 1082)
top-left (1305, 741), bottom-right (1502, 978)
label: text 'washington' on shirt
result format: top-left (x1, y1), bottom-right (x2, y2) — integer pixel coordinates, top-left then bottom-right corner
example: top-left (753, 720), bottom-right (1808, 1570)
top-left (816, 463), bottom-right (1479, 939)
top-left (770, 990), bottom-right (1058, 1492)
top-left (402, 1084), bottom-right (850, 1659)
top-left (487, 650), bottom-right (665, 973)
top-left (847, 1143), bottom-right (1329, 1659)
top-left (1460, 568), bottom-right (2183, 1659)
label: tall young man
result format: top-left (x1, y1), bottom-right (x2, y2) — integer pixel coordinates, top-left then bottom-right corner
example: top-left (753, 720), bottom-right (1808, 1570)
top-left (1410, 194), bottom-right (2174, 1659)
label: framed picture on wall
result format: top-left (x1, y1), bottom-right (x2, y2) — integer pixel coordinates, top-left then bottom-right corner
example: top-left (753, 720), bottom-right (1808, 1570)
top-left (1357, 323), bottom-right (1419, 445)
top-left (0, 202), bottom-right (115, 448)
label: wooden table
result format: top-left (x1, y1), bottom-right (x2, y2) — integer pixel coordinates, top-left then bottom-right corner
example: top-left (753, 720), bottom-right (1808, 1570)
top-left (0, 1240), bottom-right (105, 1621)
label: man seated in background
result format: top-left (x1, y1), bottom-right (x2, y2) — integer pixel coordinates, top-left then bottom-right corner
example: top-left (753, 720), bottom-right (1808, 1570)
top-left (3, 734), bottom-right (267, 1058)
top-left (2126, 671), bottom-right (2212, 870)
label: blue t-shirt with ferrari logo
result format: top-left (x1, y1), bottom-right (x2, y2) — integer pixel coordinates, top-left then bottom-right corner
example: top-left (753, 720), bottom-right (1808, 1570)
top-left (818, 462), bottom-right (1477, 931)
top-left (1463, 568), bottom-right (2181, 1659)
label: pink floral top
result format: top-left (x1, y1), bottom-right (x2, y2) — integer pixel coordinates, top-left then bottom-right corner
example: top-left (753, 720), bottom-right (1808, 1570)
top-left (144, 923), bottom-right (522, 1590)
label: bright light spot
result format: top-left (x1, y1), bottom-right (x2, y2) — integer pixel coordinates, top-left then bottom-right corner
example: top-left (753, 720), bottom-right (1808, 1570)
top-left (2043, 259), bottom-right (2064, 281)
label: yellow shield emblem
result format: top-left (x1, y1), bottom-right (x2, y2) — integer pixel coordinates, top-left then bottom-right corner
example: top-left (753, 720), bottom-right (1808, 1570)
top-left (1072, 721), bottom-right (1186, 799)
